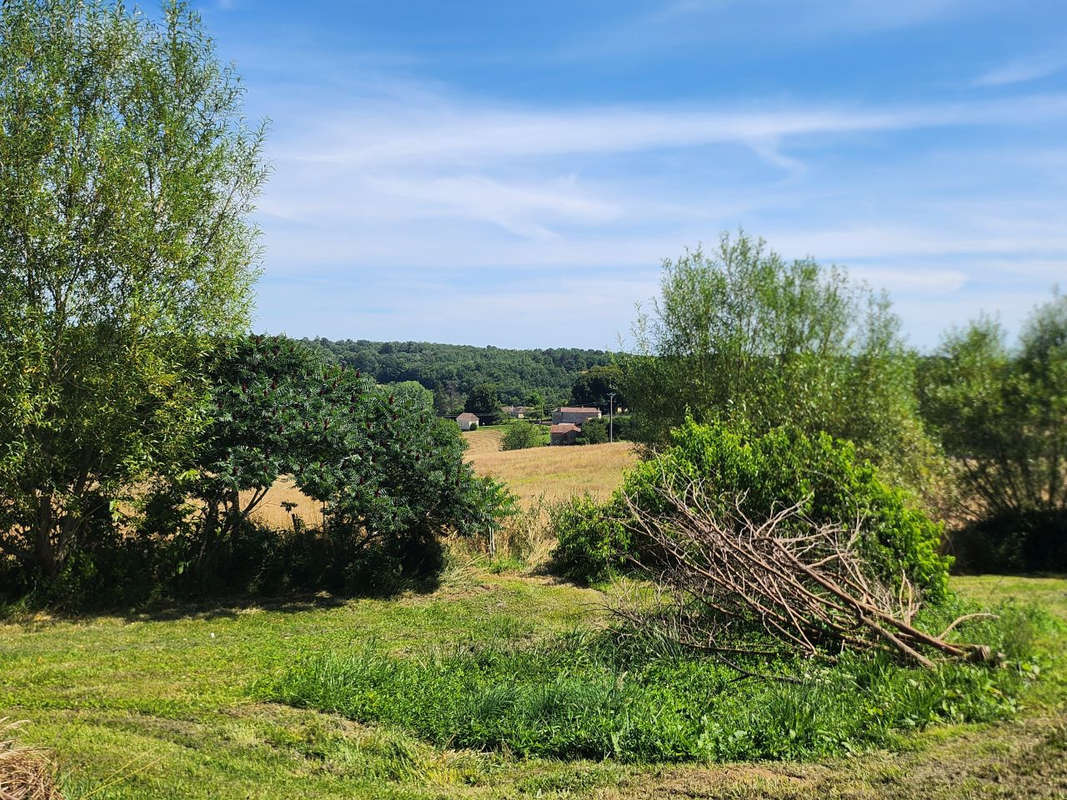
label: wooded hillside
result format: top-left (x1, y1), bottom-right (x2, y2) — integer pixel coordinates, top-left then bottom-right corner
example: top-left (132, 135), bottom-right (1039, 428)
top-left (305, 338), bottom-right (612, 410)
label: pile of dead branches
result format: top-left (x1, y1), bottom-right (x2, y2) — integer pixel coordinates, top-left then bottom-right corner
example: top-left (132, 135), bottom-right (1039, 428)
top-left (0, 720), bottom-right (63, 800)
top-left (622, 477), bottom-right (994, 669)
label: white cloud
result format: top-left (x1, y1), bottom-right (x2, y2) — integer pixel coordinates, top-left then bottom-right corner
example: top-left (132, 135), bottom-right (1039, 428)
top-left (250, 78), bottom-right (1067, 348)
top-left (849, 267), bottom-right (968, 294)
top-left (555, 0), bottom-right (978, 61)
top-left (974, 52), bottom-right (1067, 87)
top-left (271, 92), bottom-right (1067, 169)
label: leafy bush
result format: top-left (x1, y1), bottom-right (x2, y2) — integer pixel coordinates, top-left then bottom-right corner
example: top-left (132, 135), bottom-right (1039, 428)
top-left (0, 335), bottom-right (515, 609)
top-left (501, 420), bottom-right (544, 450)
top-left (575, 417), bottom-right (608, 444)
top-left (195, 335), bottom-right (499, 565)
top-left (549, 495), bottom-right (631, 584)
top-left (265, 604), bottom-right (1048, 763)
top-left (553, 420), bottom-right (951, 601)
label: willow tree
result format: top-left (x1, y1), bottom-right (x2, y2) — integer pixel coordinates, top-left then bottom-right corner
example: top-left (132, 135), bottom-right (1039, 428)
top-left (0, 0), bottom-right (267, 579)
top-left (621, 232), bottom-right (937, 490)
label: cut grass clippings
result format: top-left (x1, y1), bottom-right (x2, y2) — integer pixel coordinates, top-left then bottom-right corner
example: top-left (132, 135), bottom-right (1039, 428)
top-left (0, 719), bottom-right (63, 800)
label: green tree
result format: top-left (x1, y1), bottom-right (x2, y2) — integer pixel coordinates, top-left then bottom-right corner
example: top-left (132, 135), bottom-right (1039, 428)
top-left (464, 383), bottom-right (500, 424)
top-left (575, 417), bottom-right (608, 445)
top-left (524, 391), bottom-right (545, 421)
top-left (192, 335), bottom-right (501, 577)
top-left (919, 291), bottom-right (1067, 568)
top-left (192, 335), bottom-right (334, 543)
top-left (569, 365), bottom-right (624, 412)
top-left (0, 0), bottom-right (267, 579)
top-left (433, 382), bottom-right (465, 418)
top-left (501, 420), bottom-right (544, 451)
top-left (621, 231), bottom-right (934, 488)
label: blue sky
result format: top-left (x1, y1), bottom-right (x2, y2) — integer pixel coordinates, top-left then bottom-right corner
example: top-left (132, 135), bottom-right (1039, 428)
top-left (197, 0), bottom-right (1067, 350)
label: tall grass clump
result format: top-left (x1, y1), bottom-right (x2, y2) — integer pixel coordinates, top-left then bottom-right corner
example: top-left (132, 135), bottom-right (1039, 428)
top-left (264, 603), bottom-right (1053, 763)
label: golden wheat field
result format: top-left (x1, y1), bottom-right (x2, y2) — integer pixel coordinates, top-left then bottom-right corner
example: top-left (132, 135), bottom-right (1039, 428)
top-left (463, 427), bottom-right (637, 506)
top-left (245, 426), bottom-right (636, 527)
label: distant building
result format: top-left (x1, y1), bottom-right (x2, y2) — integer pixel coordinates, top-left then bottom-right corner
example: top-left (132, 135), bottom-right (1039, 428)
top-left (552, 406), bottom-right (602, 425)
top-left (502, 405), bottom-right (527, 419)
top-left (456, 412), bottom-right (480, 431)
top-left (550, 422), bottom-right (580, 445)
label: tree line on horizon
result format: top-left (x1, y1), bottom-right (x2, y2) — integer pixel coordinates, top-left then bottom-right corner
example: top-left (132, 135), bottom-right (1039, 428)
top-left (303, 337), bottom-right (615, 419)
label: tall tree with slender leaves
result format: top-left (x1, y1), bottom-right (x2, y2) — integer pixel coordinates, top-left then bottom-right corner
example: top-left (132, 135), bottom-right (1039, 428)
top-left (0, 0), bottom-right (268, 578)
top-left (621, 231), bottom-right (937, 490)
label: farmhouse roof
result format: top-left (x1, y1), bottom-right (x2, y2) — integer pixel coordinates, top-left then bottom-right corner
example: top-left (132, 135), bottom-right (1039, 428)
top-left (456, 412), bottom-right (479, 422)
top-left (557, 406), bottom-right (599, 414)
top-left (550, 423), bottom-right (581, 434)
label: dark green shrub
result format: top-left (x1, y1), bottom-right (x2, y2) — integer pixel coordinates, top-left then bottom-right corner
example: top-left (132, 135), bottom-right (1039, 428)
top-left (575, 417), bottom-right (608, 445)
top-left (552, 419), bottom-right (951, 601)
top-left (950, 510), bottom-right (1067, 574)
top-left (549, 495), bottom-right (630, 584)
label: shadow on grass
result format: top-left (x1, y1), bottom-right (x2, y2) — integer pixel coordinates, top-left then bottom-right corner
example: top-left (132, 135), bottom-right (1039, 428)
top-left (0, 570), bottom-right (444, 625)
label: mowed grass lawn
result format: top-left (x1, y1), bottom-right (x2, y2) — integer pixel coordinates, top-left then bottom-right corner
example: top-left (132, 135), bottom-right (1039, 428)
top-left (3, 434), bottom-right (1066, 798)
top-left (0, 573), bottom-right (1064, 799)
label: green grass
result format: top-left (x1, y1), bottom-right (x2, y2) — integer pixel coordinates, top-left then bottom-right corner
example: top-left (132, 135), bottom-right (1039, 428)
top-left (264, 604), bottom-right (1052, 763)
top-left (1, 573), bottom-right (1065, 798)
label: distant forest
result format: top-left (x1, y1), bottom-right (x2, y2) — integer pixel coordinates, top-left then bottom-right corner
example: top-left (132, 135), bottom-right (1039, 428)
top-left (304, 338), bottom-right (613, 414)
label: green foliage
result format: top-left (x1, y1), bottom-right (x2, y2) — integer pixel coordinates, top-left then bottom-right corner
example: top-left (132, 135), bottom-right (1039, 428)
top-left (570, 364), bottom-right (625, 412)
top-left (919, 291), bottom-right (1067, 571)
top-left (464, 383), bottom-right (501, 425)
top-left (620, 232), bottom-right (936, 490)
top-left (500, 420), bottom-right (545, 451)
top-left (549, 495), bottom-right (630, 584)
top-left (0, 334), bottom-right (517, 607)
top-left (195, 335), bottom-right (504, 583)
top-left (308, 338), bottom-right (611, 411)
top-left (553, 420), bottom-right (951, 601)
top-left (575, 417), bottom-right (609, 444)
top-left (267, 604), bottom-right (1044, 763)
top-left (0, 0), bottom-right (266, 582)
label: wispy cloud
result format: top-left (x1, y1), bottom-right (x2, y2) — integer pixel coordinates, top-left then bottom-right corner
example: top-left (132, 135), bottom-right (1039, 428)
top-left (973, 51), bottom-right (1067, 87)
top-left (247, 71), bottom-right (1067, 348)
top-left (556, 0), bottom-right (978, 61)
top-left (272, 92), bottom-right (1067, 168)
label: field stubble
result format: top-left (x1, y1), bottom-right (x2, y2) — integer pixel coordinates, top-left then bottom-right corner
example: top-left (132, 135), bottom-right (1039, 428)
top-left (245, 426), bottom-right (637, 531)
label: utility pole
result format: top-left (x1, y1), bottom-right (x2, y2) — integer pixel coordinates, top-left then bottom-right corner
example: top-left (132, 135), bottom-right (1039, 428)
top-left (608, 392), bottom-right (615, 443)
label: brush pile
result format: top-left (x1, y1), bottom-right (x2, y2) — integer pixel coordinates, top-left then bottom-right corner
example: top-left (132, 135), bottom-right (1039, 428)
top-left (625, 478), bottom-right (994, 668)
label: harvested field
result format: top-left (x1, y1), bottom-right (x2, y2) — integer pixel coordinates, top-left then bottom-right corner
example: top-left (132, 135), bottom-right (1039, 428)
top-left (463, 428), bottom-right (638, 506)
top-left (242, 427), bottom-right (637, 527)
top-left (244, 476), bottom-right (325, 531)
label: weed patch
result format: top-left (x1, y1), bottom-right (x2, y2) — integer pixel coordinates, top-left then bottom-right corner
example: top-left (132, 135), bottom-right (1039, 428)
top-left (264, 603), bottom-right (1053, 764)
